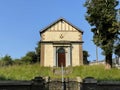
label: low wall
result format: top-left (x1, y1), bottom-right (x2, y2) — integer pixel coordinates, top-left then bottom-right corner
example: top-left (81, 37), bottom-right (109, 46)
top-left (82, 77), bottom-right (120, 90)
top-left (46, 78), bottom-right (80, 90)
top-left (46, 77), bottom-right (120, 90)
top-left (0, 77), bottom-right (46, 90)
top-left (0, 77), bottom-right (120, 90)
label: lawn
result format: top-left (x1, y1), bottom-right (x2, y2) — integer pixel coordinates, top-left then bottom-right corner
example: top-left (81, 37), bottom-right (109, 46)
top-left (0, 63), bottom-right (120, 80)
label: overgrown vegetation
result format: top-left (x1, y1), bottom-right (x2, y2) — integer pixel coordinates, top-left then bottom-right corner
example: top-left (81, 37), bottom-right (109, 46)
top-left (0, 64), bottom-right (120, 80)
top-left (0, 42), bottom-right (40, 66)
top-left (84, 0), bottom-right (120, 69)
top-left (83, 50), bottom-right (89, 64)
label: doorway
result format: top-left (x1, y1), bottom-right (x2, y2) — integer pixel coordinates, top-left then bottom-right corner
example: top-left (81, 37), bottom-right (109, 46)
top-left (58, 47), bottom-right (66, 67)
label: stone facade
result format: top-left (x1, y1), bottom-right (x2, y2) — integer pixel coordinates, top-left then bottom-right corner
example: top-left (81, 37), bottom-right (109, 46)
top-left (40, 18), bottom-right (83, 67)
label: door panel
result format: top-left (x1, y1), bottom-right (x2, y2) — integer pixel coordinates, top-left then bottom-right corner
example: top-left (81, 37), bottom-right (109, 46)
top-left (58, 53), bottom-right (65, 67)
top-left (58, 48), bottom-right (66, 67)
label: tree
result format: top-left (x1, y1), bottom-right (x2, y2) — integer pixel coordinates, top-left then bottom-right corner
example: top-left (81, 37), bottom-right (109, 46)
top-left (21, 51), bottom-right (37, 64)
top-left (83, 50), bottom-right (89, 64)
top-left (21, 56), bottom-right (32, 64)
top-left (114, 9), bottom-right (120, 57)
top-left (35, 41), bottom-right (41, 62)
top-left (13, 59), bottom-right (22, 65)
top-left (84, 0), bottom-right (119, 69)
top-left (0, 55), bottom-right (13, 66)
top-left (26, 51), bottom-right (37, 63)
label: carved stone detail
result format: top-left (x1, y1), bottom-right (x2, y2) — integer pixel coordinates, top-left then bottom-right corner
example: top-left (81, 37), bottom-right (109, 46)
top-left (60, 34), bottom-right (64, 39)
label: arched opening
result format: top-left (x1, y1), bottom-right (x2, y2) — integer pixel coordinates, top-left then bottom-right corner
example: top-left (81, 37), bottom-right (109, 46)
top-left (58, 47), bottom-right (66, 67)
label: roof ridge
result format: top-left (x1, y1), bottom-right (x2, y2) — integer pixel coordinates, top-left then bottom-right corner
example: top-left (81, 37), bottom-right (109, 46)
top-left (40, 18), bottom-right (83, 34)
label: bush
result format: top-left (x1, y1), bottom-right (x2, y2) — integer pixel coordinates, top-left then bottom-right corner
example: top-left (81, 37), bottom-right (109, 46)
top-left (0, 55), bottom-right (13, 66)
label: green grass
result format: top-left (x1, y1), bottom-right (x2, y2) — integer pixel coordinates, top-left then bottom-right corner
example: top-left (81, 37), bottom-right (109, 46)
top-left (71, 65), bottom-right (120, 80)
top-left (0, 64), bottom-right (120, 80)
top-left (0, 64), bottom-right (52, 80)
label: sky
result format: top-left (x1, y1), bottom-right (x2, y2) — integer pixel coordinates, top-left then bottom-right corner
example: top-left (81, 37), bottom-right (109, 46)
top-left (0, 0), bottom-right (119, 61)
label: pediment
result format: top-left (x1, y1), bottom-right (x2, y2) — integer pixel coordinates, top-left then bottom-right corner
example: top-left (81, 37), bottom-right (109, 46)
top-left (40, 18), bottom-right (83, 34)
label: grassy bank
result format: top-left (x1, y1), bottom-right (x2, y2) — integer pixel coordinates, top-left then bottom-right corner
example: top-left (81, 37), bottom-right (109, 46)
top-left (0, 64), bottom-right (120, 80)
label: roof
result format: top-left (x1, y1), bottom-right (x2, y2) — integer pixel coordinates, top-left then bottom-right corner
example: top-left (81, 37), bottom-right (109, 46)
top-left (40, 18), bottom-right (84, 35)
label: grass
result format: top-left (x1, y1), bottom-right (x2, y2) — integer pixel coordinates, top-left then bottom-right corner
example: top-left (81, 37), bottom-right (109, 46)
top-left (71, 65), bottom-right (120, 80)
top-left (0, 63), bottom-right (120, 80)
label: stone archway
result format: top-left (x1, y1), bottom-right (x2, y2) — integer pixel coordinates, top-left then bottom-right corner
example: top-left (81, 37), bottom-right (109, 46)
top-left (58, 47), bottom-right (66, 67)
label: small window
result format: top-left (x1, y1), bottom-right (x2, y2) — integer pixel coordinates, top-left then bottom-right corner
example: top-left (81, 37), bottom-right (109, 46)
top-left (58, 48), bottom-right (65, 53)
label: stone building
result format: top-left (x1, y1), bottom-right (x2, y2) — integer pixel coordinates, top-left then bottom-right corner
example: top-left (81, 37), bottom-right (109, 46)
top-left (40, 18), bottom-right (84, 67)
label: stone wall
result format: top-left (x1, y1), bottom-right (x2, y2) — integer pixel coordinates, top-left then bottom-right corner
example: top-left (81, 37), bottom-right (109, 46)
top-left (0, 77), bottom-right (120, 90)
top-left (45, 78), bottom-right (80, 90)
top-left (81, 77), bottom-right (120, 90)
top-left (0, 77), bottom-right (46, 90)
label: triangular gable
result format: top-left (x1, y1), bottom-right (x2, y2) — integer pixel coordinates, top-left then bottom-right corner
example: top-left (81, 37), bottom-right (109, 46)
top-left (40, 18), bottom-right (83, 34)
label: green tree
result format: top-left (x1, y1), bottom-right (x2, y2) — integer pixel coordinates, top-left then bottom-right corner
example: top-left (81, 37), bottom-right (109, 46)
top-left (21, 51), bottom-right (37, 64)
top-left (114, 9), bottom-right (120, 57)
top-left (35, 41), bottom-right (41, 62)
top-left (21, 56), bottom-right (32, 64)
top-left (84, 0), bottom-right (119, 69)
top-left (1, 55), bottom-right (13, 66)
top-left (13, 59), bottom-right (22, 65)
top-left (83, 50), bottom-right (89, 64)
top-left (26, 51), bottom-right (37, 63)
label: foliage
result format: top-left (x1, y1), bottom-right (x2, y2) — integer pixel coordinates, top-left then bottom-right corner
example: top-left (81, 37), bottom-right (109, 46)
top-left (0, 41), bottom-right (40, 66)
top-left (18, 41), bottom-right (40, 64)
top-left (13, 59), bottom-right (23, 65)
top-left (1, 64), bottom-right (120, 80)
top-left (21, 51), bottom-right (37, 64)
top-left (115, 44), bottom-right (120, 56)
top-left (35, 41), bottom-right (41, 62)
top-left (83, 50), bottom-right (89, 64)
top-left (114, 10), bottom-right (120, 56)
top-left (84, 0), bottom-right (120, 68)
top-left (21, 56), bottom-right (32, 64)
top-left (26, 51), bottom-right (37, 63)
top-left (0, 55), bottom-right (13, 66)
top-left (72, 65), bottom-right (120, 80)
top-left (0, 63), bottom-right (51, 80)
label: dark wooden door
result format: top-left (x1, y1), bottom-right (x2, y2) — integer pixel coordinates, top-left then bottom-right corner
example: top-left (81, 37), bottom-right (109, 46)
top-left (58, 48), bottom-right (66, 67)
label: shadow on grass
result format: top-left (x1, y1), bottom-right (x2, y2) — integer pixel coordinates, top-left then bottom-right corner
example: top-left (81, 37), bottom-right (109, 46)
top-left (0, 75), bottom-right (12, 80)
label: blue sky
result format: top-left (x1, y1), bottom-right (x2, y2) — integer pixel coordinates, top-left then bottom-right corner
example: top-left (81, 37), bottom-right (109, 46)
top-left (0, 0), bottom-right (119, 61)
